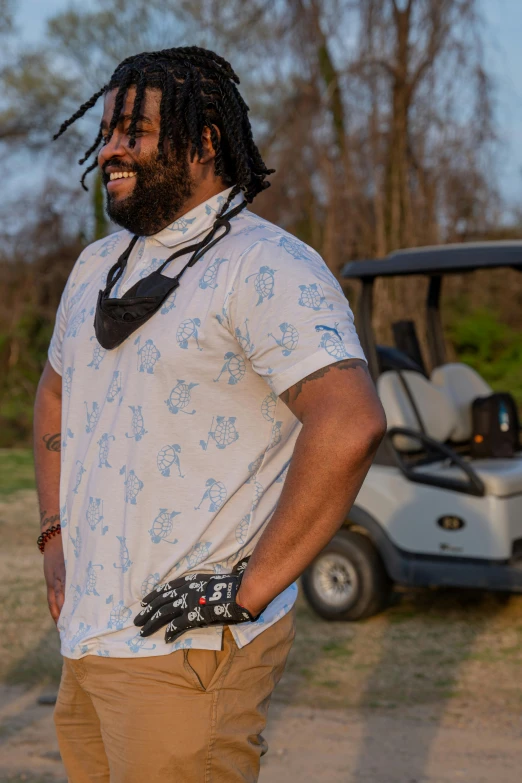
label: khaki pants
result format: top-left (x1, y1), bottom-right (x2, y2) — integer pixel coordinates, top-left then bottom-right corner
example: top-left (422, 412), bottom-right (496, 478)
top-left (54, 611), bottom-right (295, 783)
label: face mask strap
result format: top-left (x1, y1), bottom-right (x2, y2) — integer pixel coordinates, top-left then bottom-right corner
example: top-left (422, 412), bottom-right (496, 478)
top-left (103, 235), bottom-right (140, 297)
top-left (94, 197), bottom-right (247, 350)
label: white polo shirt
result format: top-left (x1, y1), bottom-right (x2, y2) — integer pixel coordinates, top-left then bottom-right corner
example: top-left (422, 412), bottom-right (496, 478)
top-left (49, 187), bottom-right (365, 659)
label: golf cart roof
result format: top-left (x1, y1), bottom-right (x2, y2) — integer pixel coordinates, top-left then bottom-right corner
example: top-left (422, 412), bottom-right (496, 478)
top-left (342, 241), bottom-right (522, 280)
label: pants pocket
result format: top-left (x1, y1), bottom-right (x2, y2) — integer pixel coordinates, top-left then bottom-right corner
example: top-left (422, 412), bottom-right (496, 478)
top-left (184, 631), bottom-right (237, 692)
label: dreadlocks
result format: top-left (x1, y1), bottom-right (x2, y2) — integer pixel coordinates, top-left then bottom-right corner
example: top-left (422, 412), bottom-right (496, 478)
top-left (53, 46), bottom-right (274, 201)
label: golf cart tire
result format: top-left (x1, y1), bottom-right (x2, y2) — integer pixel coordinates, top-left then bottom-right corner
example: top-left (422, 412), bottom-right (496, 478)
top-left (302, 529), bottom-right (391, 621)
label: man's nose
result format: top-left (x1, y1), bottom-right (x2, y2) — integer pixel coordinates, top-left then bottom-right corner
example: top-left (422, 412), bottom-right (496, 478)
top-left (98, 131), bottom-right (127, 168)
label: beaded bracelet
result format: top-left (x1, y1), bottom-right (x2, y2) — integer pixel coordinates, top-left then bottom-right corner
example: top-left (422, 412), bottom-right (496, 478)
top-left (37, 524), bottom-right (62, 554)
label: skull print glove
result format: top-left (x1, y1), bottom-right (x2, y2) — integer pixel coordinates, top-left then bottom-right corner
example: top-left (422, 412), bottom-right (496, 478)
top-left (133, 558), bottom-right (258, 644)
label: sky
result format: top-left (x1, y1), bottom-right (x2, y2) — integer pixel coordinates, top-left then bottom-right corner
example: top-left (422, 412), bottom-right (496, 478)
top-left (15, 0), bottom-right (522, 207)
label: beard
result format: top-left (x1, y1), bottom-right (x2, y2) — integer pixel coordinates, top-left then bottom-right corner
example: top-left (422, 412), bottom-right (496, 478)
top-left (103, 150), bottom-right (195, 236)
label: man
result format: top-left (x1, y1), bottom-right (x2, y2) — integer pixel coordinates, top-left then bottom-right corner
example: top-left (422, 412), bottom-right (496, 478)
top-left (34, 46), bottom-right (386, 782)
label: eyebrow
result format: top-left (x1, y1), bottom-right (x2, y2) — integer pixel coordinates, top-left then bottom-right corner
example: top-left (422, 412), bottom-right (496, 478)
top-left (100, 113), bottom-right (155, 131)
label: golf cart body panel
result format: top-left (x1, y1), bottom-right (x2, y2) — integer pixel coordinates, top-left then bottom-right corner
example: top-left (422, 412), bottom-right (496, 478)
top-left (354, 466), bottom-right (522, 560)
top-left (348, 504), bottom-right (522, 593)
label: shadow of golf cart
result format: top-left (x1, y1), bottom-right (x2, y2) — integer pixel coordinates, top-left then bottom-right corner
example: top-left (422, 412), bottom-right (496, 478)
top-left (302, 242), bottom-right (522, 621)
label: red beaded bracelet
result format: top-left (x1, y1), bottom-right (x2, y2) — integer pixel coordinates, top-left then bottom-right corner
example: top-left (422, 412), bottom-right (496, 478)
top-left (37, 524), bottom-right (62, 554)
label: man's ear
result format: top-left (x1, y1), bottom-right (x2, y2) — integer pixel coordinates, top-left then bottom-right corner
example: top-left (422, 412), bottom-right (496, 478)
top-left (198, 125), bottom-right (221, 164)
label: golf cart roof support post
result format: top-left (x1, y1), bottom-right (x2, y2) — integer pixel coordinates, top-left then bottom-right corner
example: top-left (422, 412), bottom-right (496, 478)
top-left (426, 275), bottom-right (446, 371)
top-left (359, 278), bottom-right (380, 381)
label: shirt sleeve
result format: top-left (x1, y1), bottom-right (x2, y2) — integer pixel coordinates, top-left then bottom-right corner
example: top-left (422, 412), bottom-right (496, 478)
top-left (48, 253), bottom-right (84, 376)
top-left (228, 234), bottom-right (366, 396)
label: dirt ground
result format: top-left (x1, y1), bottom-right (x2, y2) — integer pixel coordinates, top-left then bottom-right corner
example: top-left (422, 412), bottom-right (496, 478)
top-left (4, 489), bottom-right (522, 782)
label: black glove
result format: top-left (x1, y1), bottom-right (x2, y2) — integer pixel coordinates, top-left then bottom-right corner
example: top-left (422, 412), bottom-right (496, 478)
top-left (134, 558), bottom-right (258, 644)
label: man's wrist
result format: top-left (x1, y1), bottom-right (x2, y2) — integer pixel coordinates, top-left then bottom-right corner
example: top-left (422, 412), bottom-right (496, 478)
top-left (235, 586), bottom-right (265, 619)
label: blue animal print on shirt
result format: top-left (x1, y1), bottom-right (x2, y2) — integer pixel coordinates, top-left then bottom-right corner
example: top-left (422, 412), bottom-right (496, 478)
top-left (199, 258), bottom-right (227, 290)
top-left (315, 323), bottom-right (350, 360)
top-left (64, 367), bottom-right (75, 397)
top-left (67, 622), bottom-right (92, 653)
top-left (97, 433), bottom-right (115, 468)
top-left (157, 444), bottom-right (184, 477)
top-left (167, 216), bottom-right (196, 234)
top-left (87, 336), bottom-right (106, 369)
top-left (126, 634), bottom-right (157, 654)
top-left (235, 514), bottom-right (250, 545)
top-left (245, 266), bottom-right (276, 305)
top-left (176, 318), bottom-right (202, 350)
top-left (194, 478), bottom-right (227, 512)
top-left (149, 509), bottom-right (180, 544)
top-left (161, 290), bottom-right (177, 314)
top-left (165, 381), bottom-right (198, 415)
top-left (98, 234), bottom-right (121, 257)
top-left (66, 309), bottom-right (87, 338)
top-left (268, 323), bottom-right (299, 356)
top-left (85, 401), bottom-right (101, 433)
top-left (261, 392), bottom-right (277, 422)
top-left (107, 600), bottom-right (132, 630)
top-left (106, 371), bottom-right (123, 404)
top-left (141, 572), bottom-right (160, 598)
top-left (85, 562), bottom-right (104, 596)
top-left (120, 465), bottom-right (144, 505)
top-left (298, 283), bottom-right (333, 311)
top-left (135, 336), bottom-right (161, 374)
top-left (214, 353), bottom-right (245, 385)
top-left (73, 461), bottom-right (86, 494)
top-left (138, 257), bottom-right (163, 279)
top-left (113, 536), bottom-right (133, 573)
top-left (86, 497), bottom-right (108, 535)
top-left (200, 416), bottom-right (239, 450)
top-left (69, 282), bottom-right (89, 308)
top-left (70, 526), bottom-right (82, 558)
top-left (125, 406), bottom-right (147, 441)
top-left (235, 319), bottom-right (254, 354)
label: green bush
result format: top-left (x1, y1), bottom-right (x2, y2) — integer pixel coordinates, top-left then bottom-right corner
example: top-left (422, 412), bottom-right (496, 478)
top-left (447, 307), bottom-right (522, 406)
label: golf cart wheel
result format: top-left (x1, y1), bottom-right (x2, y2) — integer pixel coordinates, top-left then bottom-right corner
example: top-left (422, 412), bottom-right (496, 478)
top-left (302, 529), bottom-right (391, 621)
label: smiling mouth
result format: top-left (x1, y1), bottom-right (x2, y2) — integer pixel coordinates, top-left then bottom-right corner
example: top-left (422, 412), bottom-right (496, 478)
top-left (108, 171), bottom-right (137, 181)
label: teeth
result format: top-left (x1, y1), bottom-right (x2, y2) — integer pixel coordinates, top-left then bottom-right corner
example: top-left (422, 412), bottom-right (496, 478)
top-left (109, 172), bottom-right (136, 181)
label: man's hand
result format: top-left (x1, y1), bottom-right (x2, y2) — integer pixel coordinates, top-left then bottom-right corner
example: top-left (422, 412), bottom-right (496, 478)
top-left (134, 558), bottom-right (257, 644)
top-left (43, 534), bottom-right (66, 625)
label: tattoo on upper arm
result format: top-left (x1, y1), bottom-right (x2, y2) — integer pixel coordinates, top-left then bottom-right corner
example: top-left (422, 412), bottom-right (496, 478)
top-left (280, 359), bottom-right (370, 405)
top-left (43, 433), bottom-right (61, 452)
top-left (40, 509), bottom-right (60, 531)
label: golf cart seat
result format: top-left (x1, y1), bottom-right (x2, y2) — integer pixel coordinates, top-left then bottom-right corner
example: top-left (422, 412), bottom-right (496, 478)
top-left (431, 363), bottom-right (492, 442)
top-left (379, 370), bottom-right (522, 498)
top-left (378, 370), bottom-right (458, 452)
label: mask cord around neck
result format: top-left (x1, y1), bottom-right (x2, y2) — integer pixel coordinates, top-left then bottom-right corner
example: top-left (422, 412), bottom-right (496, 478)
top-left (100, 192), bottom-right (247, 302)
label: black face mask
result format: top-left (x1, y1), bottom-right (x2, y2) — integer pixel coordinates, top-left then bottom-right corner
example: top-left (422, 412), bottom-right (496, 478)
top-left (94, 200), bottom-right (247, 350)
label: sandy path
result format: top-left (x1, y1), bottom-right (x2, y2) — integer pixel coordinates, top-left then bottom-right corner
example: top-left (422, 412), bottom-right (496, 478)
top-left (2, 686), bottom-right (522, 783)
top-left (261, 702), bottom-right (522, 782)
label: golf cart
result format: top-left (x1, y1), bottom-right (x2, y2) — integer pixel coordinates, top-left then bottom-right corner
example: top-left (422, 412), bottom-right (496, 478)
top-left (302, 242), bottom-right (522, 621)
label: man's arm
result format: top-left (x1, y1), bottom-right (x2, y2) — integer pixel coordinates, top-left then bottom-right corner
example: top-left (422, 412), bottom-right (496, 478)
top-left (34, 360), bottom-right (65, 625)
top-left (236, 358), bottom-right (386, 616)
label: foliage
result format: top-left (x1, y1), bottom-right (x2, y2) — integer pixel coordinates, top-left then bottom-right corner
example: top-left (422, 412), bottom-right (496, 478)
top-left (447, 307), bottom-right (522, 406)
top-left (0, 449), bottom-right (35, 495)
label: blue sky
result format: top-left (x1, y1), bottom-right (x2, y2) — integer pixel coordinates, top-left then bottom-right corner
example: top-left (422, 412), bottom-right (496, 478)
top-left (16, 0), bottom-right (522, 206)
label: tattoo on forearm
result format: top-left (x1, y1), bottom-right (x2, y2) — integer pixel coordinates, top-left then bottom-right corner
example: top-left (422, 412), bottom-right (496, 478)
top-left (40, 509), bottom-right (60, 531)
top-left (43, 433), bottom-right (61, 452)
top-left (280, 359), bottom-right (370, 405)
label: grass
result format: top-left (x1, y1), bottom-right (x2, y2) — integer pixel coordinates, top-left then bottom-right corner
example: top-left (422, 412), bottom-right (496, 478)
top-left (0, 449), bottom-right (35, 495)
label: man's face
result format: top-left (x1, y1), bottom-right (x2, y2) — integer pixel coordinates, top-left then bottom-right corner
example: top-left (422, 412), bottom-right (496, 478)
top-left (98, 86), bottom-right (194, 236)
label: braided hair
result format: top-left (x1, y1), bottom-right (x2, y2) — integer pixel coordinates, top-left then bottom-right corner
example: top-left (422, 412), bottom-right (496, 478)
top-left (53, 46), bottom-right (274, 201)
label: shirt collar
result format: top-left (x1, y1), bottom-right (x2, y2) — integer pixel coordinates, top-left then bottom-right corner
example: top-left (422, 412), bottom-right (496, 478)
top-left (150, 187), bottom-right (244, 248)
